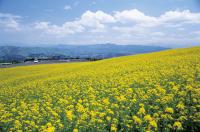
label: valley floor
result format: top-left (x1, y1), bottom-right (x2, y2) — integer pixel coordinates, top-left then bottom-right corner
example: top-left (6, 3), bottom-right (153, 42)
top-left (0, 59), bottom-right (88, 68)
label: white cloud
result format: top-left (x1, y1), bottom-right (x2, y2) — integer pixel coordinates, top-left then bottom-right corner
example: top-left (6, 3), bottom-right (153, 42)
top-left (160, 10), bottom-right (200, 24)
top-left (34, 21), bottom-right (84, 36)
top-left (113, 9), bottom-right (200, 28)
top-left (81, 10), bottom-right (115, 24)
top-left (34, 21), bottom-right (50, 29)
top-left (34, 10), bottom-right (115, 35)
top-left (151, 32), bottom-right (165, 37)
top-left (0, 13), bottom-right (21, 31)
top-left (32, 9), bottom-right (200, 46)
top-left (14, 9), bottom-right (200, 46)
top-left (64, 5), bottom-right (71, 10)
top-left (36, 9), bottom-right (200, 35)
top-left (114, 9), bottom-right (157, 24)
top-left (192, 31), bottom-right (200, 35)
top-left (110, 9), bottom-right (200, 34)
top-left (112, 26), bottom-right (147, 34)
top-left (79, 10), bottom-right (115, 32)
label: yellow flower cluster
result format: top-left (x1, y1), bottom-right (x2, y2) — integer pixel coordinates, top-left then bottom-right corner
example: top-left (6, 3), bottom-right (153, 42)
top-left (173, 121), bottom-right (183, 130)
top-left (165, 107), bottom-right (174, 114)
top-left (0, 47), bottom-right (200, 131)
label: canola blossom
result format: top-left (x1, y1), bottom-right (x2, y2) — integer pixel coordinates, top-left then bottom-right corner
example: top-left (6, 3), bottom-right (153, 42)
top-left (0, 47), bottom-right (200, 131)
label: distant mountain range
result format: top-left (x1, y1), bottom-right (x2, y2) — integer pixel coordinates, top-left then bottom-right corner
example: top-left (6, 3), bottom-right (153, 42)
top-left (0, 44), bottom-right (169, 62)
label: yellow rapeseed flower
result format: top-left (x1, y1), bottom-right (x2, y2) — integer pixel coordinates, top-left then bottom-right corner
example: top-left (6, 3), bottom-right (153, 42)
top-left (149, 120), bottom-right (157, 128)
top-left (165, 107), bottom-right (174, 114)
top-left (132, 116), bottom-right (142, 125)
top-left (173, 121), bottom-right (182, 130)
top-left (176, 102), bottom-right (185, 109)
top-left (103, 98), bottom-right (110, 105)
top-left (106, 116), bottom-right (111, 121)
top-left (138, 106), bottom-right (145, 115)
top-left (110, 124), bottom-right (117, 132)
top-left (0, 46), bottom-right (199, 131)
top-left (73, 128), bottom-right (78, 132)
top-left (66, 110), bottom-right (73, 121)
top-left (45, 126), bottom-right (55, 132)
top-left (144, 114), bottom-right (152, 122)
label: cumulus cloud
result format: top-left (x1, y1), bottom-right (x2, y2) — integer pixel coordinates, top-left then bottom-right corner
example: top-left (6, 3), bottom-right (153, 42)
top-left (114, 9), bottom-right (200, 29)
top-left (151, 32), bottom-right (165, 37)
top-left (79, 10), bottom-right (115, 32)
top-left (64, 5), bottom-right (72, 10)
top-left (34, 10), bottom-right (115, 35)
top-left (34, 21), bottom-right (50, 29)
top-left (3, 9), bottom-right (200, 46)
top-left (0, 13), bottom-right (21, 31)
top-left (160, 10), bottom-right (200, 24)
top-left (34, 9), bottom-right (200, 37)
top-left (34, 21), bottom-right (84, 36)
top-left (110, 9), bottom-right (200, 36)
top-left (80, 10), bottom-right (115, 25)
top-left (114, 9), bottom-right (157, 24)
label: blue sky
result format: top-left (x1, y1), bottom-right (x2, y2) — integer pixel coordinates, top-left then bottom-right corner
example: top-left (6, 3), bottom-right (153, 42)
top-left (0, 0), bottom-right (200, 47)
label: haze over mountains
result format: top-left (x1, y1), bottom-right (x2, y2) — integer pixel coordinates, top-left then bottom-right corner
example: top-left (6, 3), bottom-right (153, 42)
top-left (0, 44), bottom-right (168, 62)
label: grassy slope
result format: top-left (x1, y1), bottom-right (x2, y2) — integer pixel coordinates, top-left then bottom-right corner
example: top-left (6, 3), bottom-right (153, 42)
top-left (0, 46), bottom-right (200, 131)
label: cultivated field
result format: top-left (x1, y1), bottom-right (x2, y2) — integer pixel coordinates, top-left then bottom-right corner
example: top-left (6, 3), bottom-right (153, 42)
top-left (0, 47), bottom-right (200, 131)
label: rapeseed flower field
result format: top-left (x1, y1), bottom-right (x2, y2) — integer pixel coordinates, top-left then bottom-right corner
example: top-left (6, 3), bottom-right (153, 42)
top-left (0, 47), bottom-right (200, 131)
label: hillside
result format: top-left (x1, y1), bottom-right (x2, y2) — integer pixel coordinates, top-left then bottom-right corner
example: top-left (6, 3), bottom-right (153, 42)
top-left (0, 44), bottom-right (168, 62)
top-left (0, 47), bottom-right (200, 131)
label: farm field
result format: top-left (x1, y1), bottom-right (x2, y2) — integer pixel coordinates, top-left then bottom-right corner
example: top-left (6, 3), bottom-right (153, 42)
top-left (0, 47), bottom-right (200, 132)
